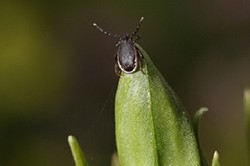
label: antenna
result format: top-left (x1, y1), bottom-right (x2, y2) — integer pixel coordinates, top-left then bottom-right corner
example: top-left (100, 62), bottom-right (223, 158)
top-left (93, 23), bottom-right (120, 39)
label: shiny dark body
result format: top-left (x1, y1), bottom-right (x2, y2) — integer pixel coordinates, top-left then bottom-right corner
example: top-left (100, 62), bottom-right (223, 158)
top-left (93, 17), bottom-right (144, 75)
top-left (116, 37), bottom-right (140, 74)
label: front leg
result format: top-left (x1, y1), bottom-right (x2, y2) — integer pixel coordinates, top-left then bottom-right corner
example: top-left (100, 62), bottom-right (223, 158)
top-left (136, 48), bottom-right (145, 74)
top-left (135, 46), bottom-right (144, 59)
top-left (114, 53), bottom-right (118, 61)
top-left (114, 53), bottom-right (121, 76)
top-left (115, 63), bottom-right (122, 76)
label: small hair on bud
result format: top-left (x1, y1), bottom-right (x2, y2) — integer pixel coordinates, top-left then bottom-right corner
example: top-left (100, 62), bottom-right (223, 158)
top-left (93, 23), bottom-right (97, 26)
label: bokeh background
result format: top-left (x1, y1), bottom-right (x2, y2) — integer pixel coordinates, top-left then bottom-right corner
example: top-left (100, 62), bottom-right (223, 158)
top-left (1, 0), bottom-right (250, 165)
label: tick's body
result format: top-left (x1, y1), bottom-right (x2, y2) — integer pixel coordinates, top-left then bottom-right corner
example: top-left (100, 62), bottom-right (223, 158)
top-left (93, 17), bottom-right (144, 75)
top-left (116, 38), bottom-right (140, 74)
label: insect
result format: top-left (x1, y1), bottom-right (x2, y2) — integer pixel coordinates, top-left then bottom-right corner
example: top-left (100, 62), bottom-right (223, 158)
top-left (93, 17), bottom-right (144, 75)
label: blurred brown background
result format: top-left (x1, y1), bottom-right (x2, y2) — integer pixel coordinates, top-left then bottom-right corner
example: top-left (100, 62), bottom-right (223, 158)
top-left (0, 0), bottom-right (250, 165)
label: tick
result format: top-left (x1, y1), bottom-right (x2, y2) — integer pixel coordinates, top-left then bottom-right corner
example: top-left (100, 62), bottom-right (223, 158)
top-left (93, 17), bottom-right (144, 75)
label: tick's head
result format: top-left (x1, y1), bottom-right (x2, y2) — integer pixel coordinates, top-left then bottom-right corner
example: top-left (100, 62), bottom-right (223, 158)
top-left (93, 17), bottom-right (144, 42)
top-left (120, 33), bottom-right (131, 41)
top-left (120, 33), bottom-right (140, 43)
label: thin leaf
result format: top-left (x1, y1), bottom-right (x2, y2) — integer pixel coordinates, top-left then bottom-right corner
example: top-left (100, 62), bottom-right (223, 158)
top-left (68, 135), bottom-right (89, 166)
top-left (115, 44), bottom-right (200, 166)
top-left (211, 151), bottom-right (220, 166)
top-left (193, 107), bottom-right (208, 166)
top-left (244, 89), bottom-right (250, 160)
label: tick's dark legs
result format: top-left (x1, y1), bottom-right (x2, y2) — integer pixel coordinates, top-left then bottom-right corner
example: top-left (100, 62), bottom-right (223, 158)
top-left (136, 48), bottom-right (145, 74)
top-left (114, 53), bottom-right (122, 76)
top-left (133, 35), bottom-right (141, 41)
top-left (115, 64), bottom-right (121, 76)
top-left (132, 17), bottom-right (144, 37)
top-left (93, 23), bottom-right (121, 39)
top-left (138, 49), bottom-right (144, 59)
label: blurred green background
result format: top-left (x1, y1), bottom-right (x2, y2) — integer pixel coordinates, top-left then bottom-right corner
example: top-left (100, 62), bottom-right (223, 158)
top-left (0, 0), bottom-right (250, 165)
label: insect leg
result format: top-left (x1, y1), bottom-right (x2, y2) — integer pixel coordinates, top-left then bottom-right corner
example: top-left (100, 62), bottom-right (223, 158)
top-left (132, 17), bottom-right (144, 36)
top-left (115, 63), bottom-right (122, 76)
top-left (136, 48), bottom-right (146, 74)
top-left (93, 23), bottom-right (121, 39)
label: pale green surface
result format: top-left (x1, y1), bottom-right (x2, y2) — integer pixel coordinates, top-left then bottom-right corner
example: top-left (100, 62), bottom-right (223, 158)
top-left (212, 151), bottom-right (220, 166)
top-left (115, 44), bottom-right (200, 166)
top-left (193, 107), bottom-right (208, 166)
top-left (68, 135), bottom-right (88, 166)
